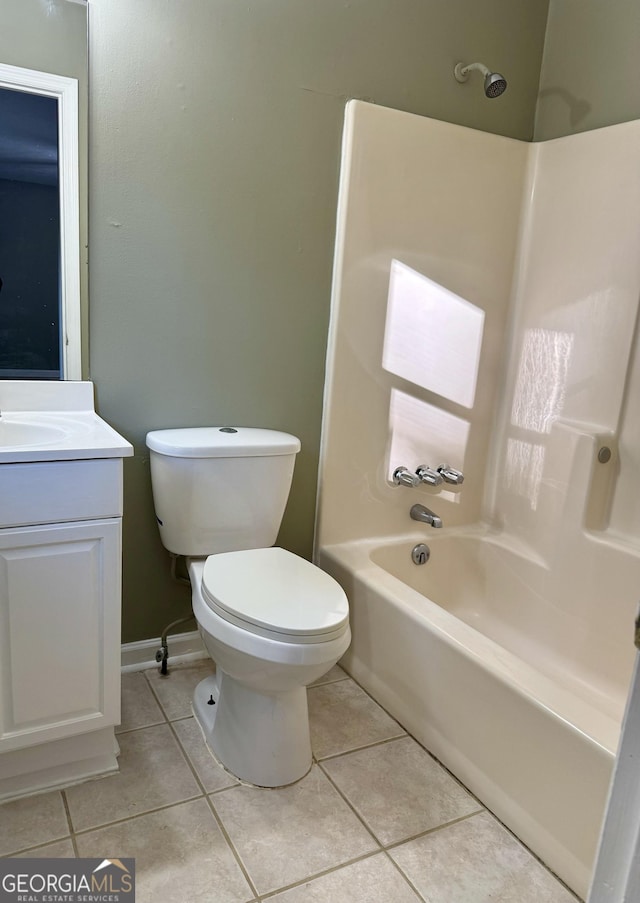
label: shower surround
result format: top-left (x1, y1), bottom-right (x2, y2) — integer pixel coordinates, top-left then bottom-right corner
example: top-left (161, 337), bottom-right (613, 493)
top-left (316, 102), bottom-right (640, 899)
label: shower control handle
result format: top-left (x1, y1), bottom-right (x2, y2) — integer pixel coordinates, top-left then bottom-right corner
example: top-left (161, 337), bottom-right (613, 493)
top-left (416, 465), bottom-right (444, 486)
top-left (393, 467), bottom-right (420, 488)
top-left (437, 464), bottom-right (464, 485)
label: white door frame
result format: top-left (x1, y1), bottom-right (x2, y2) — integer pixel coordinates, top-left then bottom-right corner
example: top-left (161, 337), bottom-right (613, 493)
top-left (588, 644), bottom-right (640, 902)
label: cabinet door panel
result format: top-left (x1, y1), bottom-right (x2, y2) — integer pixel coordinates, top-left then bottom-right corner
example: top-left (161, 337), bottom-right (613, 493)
top-left (0, 519), bottom-right (121, 751)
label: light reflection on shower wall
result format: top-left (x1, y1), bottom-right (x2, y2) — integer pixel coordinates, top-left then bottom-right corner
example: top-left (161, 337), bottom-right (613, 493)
top-left (502, 327), bottom-right (574, 511)
top-left (510, 328), bottom-right (573, 434)
top-left (382, 261), bottom-right (485, 409)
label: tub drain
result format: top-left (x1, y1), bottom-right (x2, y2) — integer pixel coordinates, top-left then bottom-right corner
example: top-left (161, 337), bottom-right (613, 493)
top-left (411, 543), bottom-right (430, 565)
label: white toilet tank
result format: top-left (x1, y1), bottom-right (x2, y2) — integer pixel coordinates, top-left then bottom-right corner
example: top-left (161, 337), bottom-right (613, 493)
top-left (145, 427), bottom-right (301, 556)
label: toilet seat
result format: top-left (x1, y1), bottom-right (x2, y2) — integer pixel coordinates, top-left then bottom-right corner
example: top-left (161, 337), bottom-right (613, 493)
top-left (201, 547), bottom-right (349, 644)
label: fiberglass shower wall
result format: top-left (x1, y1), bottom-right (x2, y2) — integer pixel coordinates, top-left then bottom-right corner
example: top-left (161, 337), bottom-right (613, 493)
top-left (318, 104), bottom-right (640, 636)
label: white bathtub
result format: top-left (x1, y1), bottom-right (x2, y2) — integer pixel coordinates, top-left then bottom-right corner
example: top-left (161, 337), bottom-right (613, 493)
top-left (319, 528), bottom-right (637, 899)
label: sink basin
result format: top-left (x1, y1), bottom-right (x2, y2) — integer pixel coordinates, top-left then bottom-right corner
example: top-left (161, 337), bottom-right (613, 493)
top-left (0, 419), bottom-right (69, 448)
top-left (0, 382), bottom-right (133, 463)
top-left (0, 410), bottom-right (131, 463)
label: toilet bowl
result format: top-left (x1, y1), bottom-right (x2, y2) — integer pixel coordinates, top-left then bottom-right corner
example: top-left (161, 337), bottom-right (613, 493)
top-left (189, 549), bottom-right (350, 786)
top-left (146, 426), bottom-right (351, 787)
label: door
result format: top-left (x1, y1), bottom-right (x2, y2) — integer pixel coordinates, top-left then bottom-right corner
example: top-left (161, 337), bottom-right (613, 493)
top-left (588, 631), bottom-right (640, 902)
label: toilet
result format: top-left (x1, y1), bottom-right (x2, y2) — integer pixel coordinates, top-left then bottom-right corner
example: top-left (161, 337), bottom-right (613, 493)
top-left (145, 426), bottom-right (350, 787)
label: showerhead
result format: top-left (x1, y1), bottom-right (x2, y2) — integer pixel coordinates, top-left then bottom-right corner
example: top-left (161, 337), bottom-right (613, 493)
top-left (454, 62), bottom-right (508, 99)
top-left (483, 71), bottom-right (507, 98)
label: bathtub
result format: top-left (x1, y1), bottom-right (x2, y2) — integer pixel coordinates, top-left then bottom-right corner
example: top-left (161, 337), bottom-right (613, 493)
top-left (319, 528), bottom-right (637, 899)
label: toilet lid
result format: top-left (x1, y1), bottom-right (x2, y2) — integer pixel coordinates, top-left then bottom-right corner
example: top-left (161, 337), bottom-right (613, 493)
top-left (201, 547), bottom-right (349, 642)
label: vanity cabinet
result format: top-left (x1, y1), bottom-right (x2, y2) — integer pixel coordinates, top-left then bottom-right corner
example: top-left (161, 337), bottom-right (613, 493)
top-left (0, 457), bottom-right (127, 798)
top-left (0, 381), bottom-right (133, 800)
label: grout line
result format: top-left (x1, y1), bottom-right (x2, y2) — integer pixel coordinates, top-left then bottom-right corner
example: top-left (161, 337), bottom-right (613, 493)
top-left (315, 760), bottom-right (385, 849)
top-left (70, 795), bottom-right (205, 838)
top-left (383, 808), bottom-right (485, 852)
top-left (307, 674), bottom-right (351, 689)
top-left (256, 849), bottom-right (383, 901)
top-left (114, 719), bottom-right (167, 736)
top-left (164, 718), bottom-right (210, 785)
top-left (382, 848), bottom-right (428, 902)
top-left (207, 783), bottom-right (239, 797)
top-left (204, 794), bottom-right (260, 900)
top-left (60, 791), bottom-right (80, 858)
top-left (2, 835), bottom-right (76, 860)
top-left (164, 716), bottom-right (260, 900)
top-left (315, 731), bottom-right (408, 763)
top-left (140, 669), bottom-right (177, 722)
top-left (117, 713), bottom-right (198, 733)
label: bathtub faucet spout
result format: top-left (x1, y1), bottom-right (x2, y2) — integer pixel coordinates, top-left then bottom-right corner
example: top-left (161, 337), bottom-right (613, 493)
top-left (410, 503), bottom-right (443, 528)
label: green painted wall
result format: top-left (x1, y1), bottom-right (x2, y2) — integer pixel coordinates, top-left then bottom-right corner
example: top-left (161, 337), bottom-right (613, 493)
top-left (1, 1), bottom-right (549, 643)
top-left (535, 0), bottom-right (640, 140)
top-left (0, 0), bottom-right (88, 373)
top-left (5, 1), bottom-right (639, 644)
top-left (85, 0), bottom-right (550, 642)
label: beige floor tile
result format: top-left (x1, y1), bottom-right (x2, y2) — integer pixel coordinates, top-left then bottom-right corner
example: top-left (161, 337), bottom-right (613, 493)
top-left (308, 664), bottom-right (349, 688)
top-left (76, 797), bottom-right (253, 903)
top-left (145, 660), bottom-right (215, 721)
top-left (322, 736), bottom-right (480, 845)
top-left (172, 717), bottom-right (239, 793)
top-left (65, 724), bottom-right (201, 831)
top-left (308, 679), bottom-right (405, 759)
top-left (12, 839), bottom-right (76, 858)
top-left (267, 852), bottom-right (422, 902)
top-left (117, 671), bottom-right (165, 733)
top-left (210, 765), bottom-right (378, 895)
top-left (0, 792), bottom-right (69, 857)
top-left (389, 811), bottom-right (578, 903)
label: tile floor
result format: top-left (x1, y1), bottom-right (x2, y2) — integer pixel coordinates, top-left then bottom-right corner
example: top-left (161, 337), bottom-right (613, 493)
top-left (1, 661), bottom-right (580, 903)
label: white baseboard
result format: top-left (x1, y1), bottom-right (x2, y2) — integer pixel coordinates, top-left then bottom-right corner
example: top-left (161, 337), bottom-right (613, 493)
top-left (121, 630), bottom-right (207, 673)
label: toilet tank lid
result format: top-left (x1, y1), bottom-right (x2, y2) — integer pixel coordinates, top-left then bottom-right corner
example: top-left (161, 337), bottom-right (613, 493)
top-left (145, 427), bottom-right (301, 458)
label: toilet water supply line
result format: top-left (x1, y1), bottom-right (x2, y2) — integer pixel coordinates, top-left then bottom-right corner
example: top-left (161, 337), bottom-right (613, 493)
top-left (155, 553), bottom-right (194, 675)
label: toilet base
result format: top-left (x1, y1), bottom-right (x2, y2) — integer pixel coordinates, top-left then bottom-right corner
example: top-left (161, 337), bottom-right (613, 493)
top-left (193, 673), bottom-right (312, 787)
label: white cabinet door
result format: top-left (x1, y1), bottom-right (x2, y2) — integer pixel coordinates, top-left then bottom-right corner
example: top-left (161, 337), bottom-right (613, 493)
top-left (0, 518), bottom-right (121, 752)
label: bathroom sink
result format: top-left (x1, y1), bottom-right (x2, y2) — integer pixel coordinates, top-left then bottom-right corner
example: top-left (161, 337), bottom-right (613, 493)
top-left (0, 382), bottom-right (133, 464)
top-left (0, 417), bottom-right (71, 448)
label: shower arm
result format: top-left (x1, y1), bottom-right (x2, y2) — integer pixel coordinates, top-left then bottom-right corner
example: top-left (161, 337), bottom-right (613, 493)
top-left (454, 62), bottom-right (490, 83)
